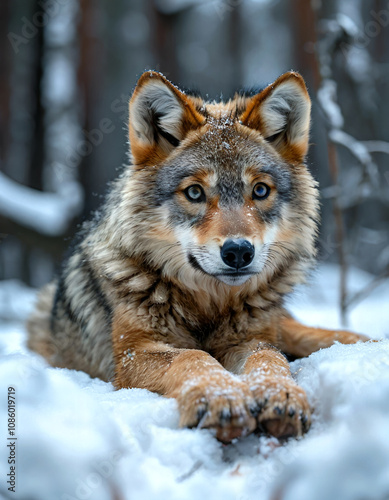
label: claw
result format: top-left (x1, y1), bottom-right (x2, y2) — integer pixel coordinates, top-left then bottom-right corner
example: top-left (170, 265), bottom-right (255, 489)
top-left (220, 407), bottom-right (232, 424)
top-left (196, 406), bottom-right (208, 427)
top-left (249, 402), bottom-right (261, 417)
top-left (300, 412), bottom-right (309, 432)
top-left (274, 406), bottom-right (284, 416)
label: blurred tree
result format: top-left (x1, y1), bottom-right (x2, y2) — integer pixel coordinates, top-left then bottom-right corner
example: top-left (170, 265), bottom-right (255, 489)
top-left (149, 0), bottom-right (180, 80)
top-left (0, 0), bottom-right (11, 171)
top-left (78, 0), bottom-right (105, 216)
top-left (29, 0), bottom-right (45, 191)
top-left (0, 0), bottom-right (388, 312)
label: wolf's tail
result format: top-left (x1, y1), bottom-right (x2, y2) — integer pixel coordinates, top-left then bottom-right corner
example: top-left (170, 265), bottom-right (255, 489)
top-left (27, 282), bottom-right (57, 362)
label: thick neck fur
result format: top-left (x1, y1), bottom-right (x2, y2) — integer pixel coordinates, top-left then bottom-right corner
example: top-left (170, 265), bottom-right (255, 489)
top-left (85, 109), bottom-right (319, 327)
top-left (87, 186), bottom-right (316, 320)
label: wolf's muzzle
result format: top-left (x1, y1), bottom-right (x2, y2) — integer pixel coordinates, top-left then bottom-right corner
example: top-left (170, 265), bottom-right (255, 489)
top-left (220, 239), bottom-right (255, 270)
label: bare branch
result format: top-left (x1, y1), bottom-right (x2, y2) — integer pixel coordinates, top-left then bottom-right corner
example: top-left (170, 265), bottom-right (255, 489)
top-left (345, 269), bottom-right (389, 310)
top-left (0, 171), bottom-right (83, 236)
top-left (329, 130), bottom-right (379, 187)
top-left (362, 141), bottom-right (389, 155)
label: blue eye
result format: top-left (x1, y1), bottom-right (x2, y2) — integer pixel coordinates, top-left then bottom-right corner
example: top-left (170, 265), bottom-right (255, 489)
top-left (253, 183), bottom-right (270, 200)
top-left (184, 184), bottom-right (206, 203)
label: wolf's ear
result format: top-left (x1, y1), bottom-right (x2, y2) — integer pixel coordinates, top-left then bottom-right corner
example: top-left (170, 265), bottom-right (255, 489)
top-left (240, 72), bottom-right (311, 164)
top-left (129, 71), bottom-right (205, 166)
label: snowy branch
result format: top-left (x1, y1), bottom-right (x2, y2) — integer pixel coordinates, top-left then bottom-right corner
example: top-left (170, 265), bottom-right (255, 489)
top-left (328, 129), bottom-right (379, 187)
top-left (0, 171), bottom-right (83, 236)
top-left (345, 268), bottom-right (389, 310)
top-left (362, 141), bottom-right (389, 155)
top-left (315, 9), bottom-right (389, 323)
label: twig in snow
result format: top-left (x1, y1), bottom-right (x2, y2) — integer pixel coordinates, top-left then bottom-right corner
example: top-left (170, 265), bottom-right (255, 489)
top-left (344, 268), bottom-right (389, 310)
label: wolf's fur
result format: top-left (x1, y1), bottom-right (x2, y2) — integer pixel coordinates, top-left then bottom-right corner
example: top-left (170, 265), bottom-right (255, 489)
top-left (28, 71), bottom-right (368, 442)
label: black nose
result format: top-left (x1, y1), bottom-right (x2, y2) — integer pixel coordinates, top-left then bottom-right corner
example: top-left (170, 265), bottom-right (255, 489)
top-left (220, 239), bottom-right (255, 270)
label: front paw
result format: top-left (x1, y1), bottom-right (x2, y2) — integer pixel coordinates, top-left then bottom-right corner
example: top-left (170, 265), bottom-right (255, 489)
top-left (177, 374), bottom-right (257, 443)
top-left (245, 374), bottom-right (311, 439)
top-left (334, 331), bottom-right (370, 344)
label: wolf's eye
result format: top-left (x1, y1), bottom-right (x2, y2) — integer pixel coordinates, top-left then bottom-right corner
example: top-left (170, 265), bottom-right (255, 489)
top-left (184, 185), bottom-right (206, 203)
top-left (253, 182), bottom-right (270, 200)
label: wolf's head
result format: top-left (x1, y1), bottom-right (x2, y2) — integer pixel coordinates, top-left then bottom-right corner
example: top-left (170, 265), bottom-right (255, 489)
top-left (113, 71), bottom-right (318, 292)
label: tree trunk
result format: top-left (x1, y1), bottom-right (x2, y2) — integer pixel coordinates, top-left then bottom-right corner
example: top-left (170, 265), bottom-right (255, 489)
top-left (0, 0), bottom-right (11, 171)
top-left (28, 1), bottom-right (45, 191)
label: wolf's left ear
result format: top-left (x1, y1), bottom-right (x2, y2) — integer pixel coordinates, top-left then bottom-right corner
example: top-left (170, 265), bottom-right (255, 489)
top-left (129, 71), bottom-right (205, 166)
top-left (240, 72), bottom-right (311, 164)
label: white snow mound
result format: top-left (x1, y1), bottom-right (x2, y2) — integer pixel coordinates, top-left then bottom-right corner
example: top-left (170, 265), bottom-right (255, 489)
top-left (0, 264), bottom-right (388, 500)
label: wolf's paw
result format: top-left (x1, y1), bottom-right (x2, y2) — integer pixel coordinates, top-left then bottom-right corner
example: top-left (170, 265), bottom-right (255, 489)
top-left (245, 375), bottom-right (311, 439)
top-left (334, 331), bottom-right (370, 344)
top-left (177, 374), bottom-right (257, 443)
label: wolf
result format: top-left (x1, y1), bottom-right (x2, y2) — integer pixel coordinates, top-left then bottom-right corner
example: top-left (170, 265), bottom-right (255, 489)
top-left (28, 70), bottom-right (368, 443)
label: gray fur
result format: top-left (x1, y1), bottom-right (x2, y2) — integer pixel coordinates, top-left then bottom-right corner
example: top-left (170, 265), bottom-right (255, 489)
top-left (27, 73), bottom-right (319, 383)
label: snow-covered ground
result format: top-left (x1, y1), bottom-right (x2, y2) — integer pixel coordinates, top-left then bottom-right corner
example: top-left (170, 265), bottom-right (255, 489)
top-left (0, 265), bottom-right (388, 500)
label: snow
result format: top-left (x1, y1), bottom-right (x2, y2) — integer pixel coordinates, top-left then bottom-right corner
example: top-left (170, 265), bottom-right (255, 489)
top-left (317, 79), bottom-right (344, 129)
top-left (0, 172), bottom-right (83, 236)
top-left (0, 265), bottom-right (388, 500)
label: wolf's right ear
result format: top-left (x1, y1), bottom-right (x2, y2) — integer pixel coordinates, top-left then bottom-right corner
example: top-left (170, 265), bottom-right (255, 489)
top-left (239, 72), bottom-right (311, 164)
top-left (129, 72), bottom-right (205, 166)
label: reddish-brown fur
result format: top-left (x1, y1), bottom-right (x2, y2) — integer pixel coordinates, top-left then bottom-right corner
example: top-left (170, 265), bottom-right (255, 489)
top-left (27, 70), bottom-right (369, 444)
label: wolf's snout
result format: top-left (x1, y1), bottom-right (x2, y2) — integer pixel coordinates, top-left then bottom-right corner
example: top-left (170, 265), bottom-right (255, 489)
top-left (220, 239), bottom-right (255, 270)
